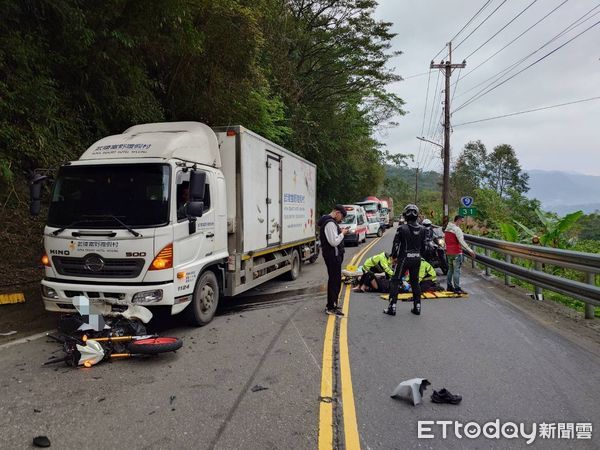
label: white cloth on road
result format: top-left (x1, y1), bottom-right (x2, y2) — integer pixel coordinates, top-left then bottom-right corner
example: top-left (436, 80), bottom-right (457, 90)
top-left (391, 378), bottom-right (431, 405)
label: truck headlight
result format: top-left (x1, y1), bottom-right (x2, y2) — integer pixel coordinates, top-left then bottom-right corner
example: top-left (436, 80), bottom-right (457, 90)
top-left (42, 285), bottom-right (59, 299)
top-left (132, 289), bottom-right (163, 304)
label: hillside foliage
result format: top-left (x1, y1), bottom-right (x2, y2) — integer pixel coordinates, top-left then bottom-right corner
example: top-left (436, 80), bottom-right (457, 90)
top-left (0, 0), bottom-right (405, 212)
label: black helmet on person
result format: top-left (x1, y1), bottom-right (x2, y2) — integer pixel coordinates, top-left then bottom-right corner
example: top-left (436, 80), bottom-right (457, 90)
top-left (402, 204), bottom-right (419, 221)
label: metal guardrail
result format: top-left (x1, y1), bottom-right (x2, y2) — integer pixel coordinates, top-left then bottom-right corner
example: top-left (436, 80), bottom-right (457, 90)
top-left (464, 234), bottom-right (599, 319)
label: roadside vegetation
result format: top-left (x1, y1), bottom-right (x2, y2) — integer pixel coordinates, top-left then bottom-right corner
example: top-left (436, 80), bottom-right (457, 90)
top-left (380, 138), bottom-right (599, 316)
top-left (452, 140), bottom-right (599, 317)
top-left (0, 0), bottom-right (405, 287)
top-left (0, 0), bottom-right (406, 212)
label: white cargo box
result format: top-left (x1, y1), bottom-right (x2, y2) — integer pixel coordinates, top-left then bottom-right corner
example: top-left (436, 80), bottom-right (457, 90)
top-left (214, 126), bottom-right (317, 255)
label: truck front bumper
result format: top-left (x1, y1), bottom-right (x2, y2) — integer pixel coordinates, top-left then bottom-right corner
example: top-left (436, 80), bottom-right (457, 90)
top-left (40, 279), bottom-right (192, 316)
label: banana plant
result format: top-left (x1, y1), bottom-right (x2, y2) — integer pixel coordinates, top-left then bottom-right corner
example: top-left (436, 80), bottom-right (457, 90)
top-left (499, 222), bottom-right (519, 242)
top-left (513, 209), bottom-right (583, 248)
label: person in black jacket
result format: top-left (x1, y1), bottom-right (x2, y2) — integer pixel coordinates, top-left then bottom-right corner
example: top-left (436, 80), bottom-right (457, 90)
top-left (317, 205), bottom-right (349, 317)
top-left (384, 204), bottom-right (427, 316)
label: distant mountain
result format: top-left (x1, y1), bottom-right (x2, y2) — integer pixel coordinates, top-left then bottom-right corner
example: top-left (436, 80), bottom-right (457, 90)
top-left (527, 170), bottom-right (600, 215)
top-left (385, 165), bottom-right (441, 192)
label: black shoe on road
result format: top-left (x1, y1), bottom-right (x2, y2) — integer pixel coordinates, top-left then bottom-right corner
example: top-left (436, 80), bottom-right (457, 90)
top-left (325, 307), bottom-right (344, 317)
top-left (454, 288), bottom-right (468, 295)
top-left (431, 388), bottom-right (462, 404)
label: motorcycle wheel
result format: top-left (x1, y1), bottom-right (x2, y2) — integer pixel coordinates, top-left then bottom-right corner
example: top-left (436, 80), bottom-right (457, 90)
top-left (127, 337), bottom-right (183, 355)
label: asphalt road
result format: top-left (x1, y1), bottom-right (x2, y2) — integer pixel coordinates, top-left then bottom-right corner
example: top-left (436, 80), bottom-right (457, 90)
top-left (0, 236), bottom-right (366, 449)
top-left (1, 227), bottom-right (599, 449)
top-left (340, 232), bottom-right (600, 450)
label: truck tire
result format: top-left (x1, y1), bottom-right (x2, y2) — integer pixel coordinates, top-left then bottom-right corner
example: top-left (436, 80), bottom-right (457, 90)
top-left (377, 228), bottom-right (383, 237)
top-left (285, 250), bottom-right (301, 281)
top-left (185, 271), bottom-right (220, 326)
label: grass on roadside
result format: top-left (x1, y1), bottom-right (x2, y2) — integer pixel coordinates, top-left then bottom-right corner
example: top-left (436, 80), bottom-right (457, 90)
top-left (482, 267), bottom-right (600, 319)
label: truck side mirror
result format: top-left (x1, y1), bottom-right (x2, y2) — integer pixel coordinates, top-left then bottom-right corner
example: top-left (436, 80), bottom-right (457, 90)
top-left (189, 171), bottom-right (206, 202)
top-left (186, 201), bottom-right (204, 218)
top-left (29, 174), bottom-right (48, 216)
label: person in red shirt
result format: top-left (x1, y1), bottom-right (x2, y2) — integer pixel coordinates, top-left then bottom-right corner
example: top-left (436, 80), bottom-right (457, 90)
top-left (444, 215), bottom-right (476, 294)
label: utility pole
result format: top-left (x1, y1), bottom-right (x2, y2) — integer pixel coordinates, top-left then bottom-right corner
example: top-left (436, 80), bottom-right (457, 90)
top-left (431, 42), bottom-right (465, 227)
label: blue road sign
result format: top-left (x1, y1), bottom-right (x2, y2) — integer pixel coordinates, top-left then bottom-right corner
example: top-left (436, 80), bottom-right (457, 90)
top-left (460, 196), bottom-right (474, 208)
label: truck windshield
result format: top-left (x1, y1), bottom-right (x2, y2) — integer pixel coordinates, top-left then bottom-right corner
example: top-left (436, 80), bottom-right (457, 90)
top-left (48, 164), bottom-right (170, 228)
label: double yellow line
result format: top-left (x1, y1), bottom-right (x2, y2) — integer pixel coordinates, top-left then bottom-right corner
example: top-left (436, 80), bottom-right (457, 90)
top-left (319, 237), bottom-right (381, 450)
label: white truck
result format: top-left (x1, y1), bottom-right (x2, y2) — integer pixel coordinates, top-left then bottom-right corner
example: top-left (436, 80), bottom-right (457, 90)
top-left (31, 122), bottom-right (318, 326)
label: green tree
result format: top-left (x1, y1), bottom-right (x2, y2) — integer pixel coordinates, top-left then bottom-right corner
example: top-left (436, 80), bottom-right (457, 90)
top-left (572, 213), bottom-right (600, 241)
top-left (261, 0), bottom-right (405, 209)
top-left (484, 144), bottom-right (529, 198)
top-left (451, 140), bottom-right (487, 202)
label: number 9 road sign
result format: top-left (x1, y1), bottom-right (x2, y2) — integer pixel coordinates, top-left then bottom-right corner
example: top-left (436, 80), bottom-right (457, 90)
top-left (460, 196), bottom-right (474, 208)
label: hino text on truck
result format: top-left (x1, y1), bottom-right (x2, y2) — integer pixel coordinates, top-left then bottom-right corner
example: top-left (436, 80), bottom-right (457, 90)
top-left (30, 122), bottom-right (318, 326)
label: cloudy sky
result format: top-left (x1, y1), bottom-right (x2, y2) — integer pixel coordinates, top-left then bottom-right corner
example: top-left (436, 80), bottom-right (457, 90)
top-left (374, 0), bottom-right (600, 175)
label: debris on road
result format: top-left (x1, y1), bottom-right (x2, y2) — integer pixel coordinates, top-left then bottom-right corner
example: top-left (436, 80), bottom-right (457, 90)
top-left (251, 385), bottom-right (269, 393)
top-left (391, 378), bottom-right (430, 405)
top-left (33, 435), bottom-right (51, 447)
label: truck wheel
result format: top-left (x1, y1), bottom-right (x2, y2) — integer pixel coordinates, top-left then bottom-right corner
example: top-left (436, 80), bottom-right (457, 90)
top-left (285, 250), bottom-right (301, 281)
top-left (185, 271), bottom-right (220, 326)
top-left (377, 228), bottom-right (383, 237)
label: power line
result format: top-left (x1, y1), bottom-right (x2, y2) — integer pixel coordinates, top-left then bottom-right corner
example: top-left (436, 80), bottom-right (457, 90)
top-left (402, 71), bottom-right (430, 80)
top-left (425, 70), bottom-right (442, 142)
top-left (453, 17), bottom-right (600, 113)
top-left (455, 0), bottom-right (570, 86)
top-left (453, 0), bottom-right (510, 52)
top-left (416, 69), bottom-right (433, 168)
top-left (421, 100), bottom-right (442, 169)
top-left (431, 0), bottom-right (494, 61)
top-left (464, 0), bottom-right (538, 60)
top-left (453, 96), bottom-right (600, 127)
top-left (451, 68), bottom-right (463, 104)
top-left (422, 112), bottom-right (445, 173)
top-left (455, 3), bottom-right (600, 102)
